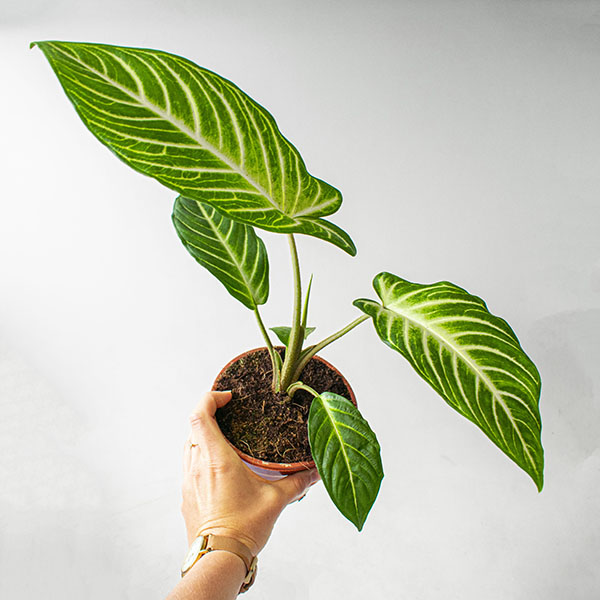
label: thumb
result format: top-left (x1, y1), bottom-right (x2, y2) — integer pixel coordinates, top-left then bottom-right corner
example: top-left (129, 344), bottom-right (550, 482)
top-left (189, 391), bottom-right (232, 451)
top-left (192, 390), bottom-right (233, 418)
top-left (274, 468), bottom-right (321, 505)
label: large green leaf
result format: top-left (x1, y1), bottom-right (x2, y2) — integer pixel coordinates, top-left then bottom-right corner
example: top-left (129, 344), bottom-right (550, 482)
top-left (354, 272), bottom-right (543, 490)
top-left (308, 392), bottom-right (384, 531)
top-left (33, 41), bottom-right (356, 255)
top-left (172, 196), bottom-right (268, 309)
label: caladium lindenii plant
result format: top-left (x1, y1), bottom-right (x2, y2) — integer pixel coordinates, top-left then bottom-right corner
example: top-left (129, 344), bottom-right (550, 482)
top-left (33, 40), bottom-right (544, 531)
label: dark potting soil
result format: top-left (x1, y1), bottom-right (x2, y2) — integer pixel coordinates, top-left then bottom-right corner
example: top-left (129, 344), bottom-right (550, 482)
top-left (214, 348), bottom-right (352, 463)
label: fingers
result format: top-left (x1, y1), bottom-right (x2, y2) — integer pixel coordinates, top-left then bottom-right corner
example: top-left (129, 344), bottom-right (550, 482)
top-left (273, 468), bottom-right (321, 505)
top-left (188, 390), bottom-right (234, 458)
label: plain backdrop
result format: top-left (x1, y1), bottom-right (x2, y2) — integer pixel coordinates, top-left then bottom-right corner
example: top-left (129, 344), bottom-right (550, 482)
top-left (1, 1), bottom-right (599, 598)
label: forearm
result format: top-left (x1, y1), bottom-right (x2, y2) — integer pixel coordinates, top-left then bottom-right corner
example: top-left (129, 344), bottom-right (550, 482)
top-left (166, 551), bottom-right (246, 600)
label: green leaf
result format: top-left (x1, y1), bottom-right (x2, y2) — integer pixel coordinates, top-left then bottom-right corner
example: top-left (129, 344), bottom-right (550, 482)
top-left (269, 326), bottom-right (315, 347)
top-left (308, 392), bottom-right (384, 530)
top-left (354, 272), bottom-right (543, 490)
top-left (172, 196), bottom-right (268, 309)
top-left (33, 40), bottom-right (356, 256)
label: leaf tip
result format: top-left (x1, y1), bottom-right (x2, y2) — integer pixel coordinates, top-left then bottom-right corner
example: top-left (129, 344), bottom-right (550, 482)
top-left (352, 507), bottom-right (373, 531)
top-left (30, 40), bottom-right (54, 51)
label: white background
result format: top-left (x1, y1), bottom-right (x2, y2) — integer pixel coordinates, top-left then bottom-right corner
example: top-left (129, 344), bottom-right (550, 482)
top-left (1, 1), bottom-right (599, 598)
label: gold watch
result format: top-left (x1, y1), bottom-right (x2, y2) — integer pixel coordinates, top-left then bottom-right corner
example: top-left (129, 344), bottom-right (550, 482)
top-left (180, 533), bottom-right (258, 594)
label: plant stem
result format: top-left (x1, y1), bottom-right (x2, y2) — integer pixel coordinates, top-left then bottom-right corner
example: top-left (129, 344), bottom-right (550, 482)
top-left (291, 314), bottom-right (369, 382)
top-left (279, 234), bottom-right (303, 390)
top-left (254, 306), bottom-right (281, 391)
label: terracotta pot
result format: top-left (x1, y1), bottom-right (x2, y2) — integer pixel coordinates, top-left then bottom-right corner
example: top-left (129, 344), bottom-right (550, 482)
top-left (212, 346), bottom-right (357, 480)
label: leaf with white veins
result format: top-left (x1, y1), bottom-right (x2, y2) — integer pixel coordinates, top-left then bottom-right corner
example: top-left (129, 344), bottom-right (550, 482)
top-left (172, 196), bottom-right (268, 309)
top-left (33, 40), bottom-right (356, 255)
top-left (354, 272), bottom-right (543, 490)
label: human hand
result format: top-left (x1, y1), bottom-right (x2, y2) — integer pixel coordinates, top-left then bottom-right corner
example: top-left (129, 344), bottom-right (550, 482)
top-left (181, 391), bottom-right (320, 556)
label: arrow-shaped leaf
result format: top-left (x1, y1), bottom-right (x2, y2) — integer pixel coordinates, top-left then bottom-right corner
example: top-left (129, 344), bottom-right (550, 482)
top-left (354, 272), bottom-right (543, 490)
top-left (33, 40), bottom-right (356, 255)
top-left (172, 196), bottom-right (268, 309)
top-left (308, 392), bottom-right (384, 531)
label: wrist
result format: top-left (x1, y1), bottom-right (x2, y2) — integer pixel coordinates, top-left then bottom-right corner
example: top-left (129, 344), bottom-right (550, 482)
top-left (188, 548), bottom-right (246, 580)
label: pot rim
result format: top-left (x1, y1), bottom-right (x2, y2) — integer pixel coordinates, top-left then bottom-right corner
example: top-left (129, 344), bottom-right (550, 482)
top-left (212, 346), bottom-right (357, 474)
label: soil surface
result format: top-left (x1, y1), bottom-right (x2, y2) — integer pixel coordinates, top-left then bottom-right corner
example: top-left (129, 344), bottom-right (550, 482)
top-left (214, 347), bottom-right (352, 463)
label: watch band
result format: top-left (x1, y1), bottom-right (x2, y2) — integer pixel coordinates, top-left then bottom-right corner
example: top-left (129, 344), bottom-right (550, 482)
top-left (181, 533), bottom-right (258, 594)
top-left (206, 534), bottom-right (254, 572)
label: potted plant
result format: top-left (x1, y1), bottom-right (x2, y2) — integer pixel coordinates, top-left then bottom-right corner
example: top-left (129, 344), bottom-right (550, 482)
top-left (33, 40), bottom-right (544, 531)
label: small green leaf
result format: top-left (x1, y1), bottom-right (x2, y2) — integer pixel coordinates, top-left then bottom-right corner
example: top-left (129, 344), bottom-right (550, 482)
top-left (354, 272), bottom-right (544, 490)
top-left (33, 40), bottom-right (356, 255)
top-left (270, 326), bottom-right (315, 347)
top-left (308, 392), bottom-right (384, 530)
top-left (172, 196), bottom-right (268, 309)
